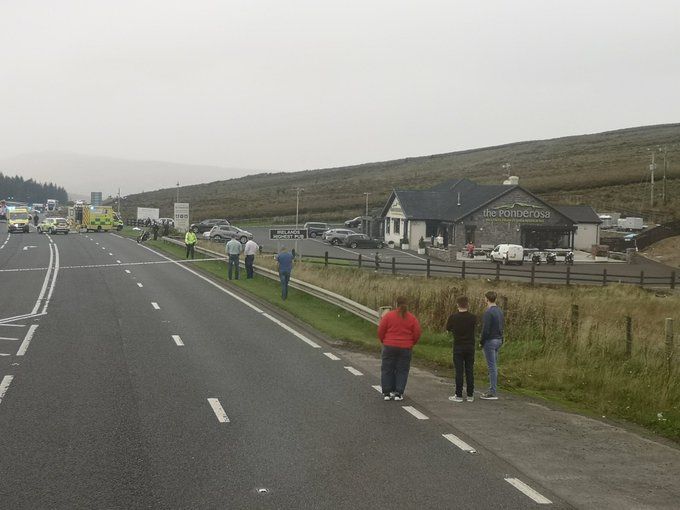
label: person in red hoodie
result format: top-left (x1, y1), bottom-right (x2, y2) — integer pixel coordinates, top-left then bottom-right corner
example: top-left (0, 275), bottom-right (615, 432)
top-left (377, 296), bottom-right (422, 401)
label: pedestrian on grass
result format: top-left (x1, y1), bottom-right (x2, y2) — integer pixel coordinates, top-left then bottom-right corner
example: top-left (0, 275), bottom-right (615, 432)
top-left (275, 246), bottom-right (294, 299)
top-left (184, 229), bottom-right (197, 259)
top-left (377, 296), bottom-right (421, 401)
top-left (243, 238), bottom-right (259, 279)
top-left (446, 296), bottom-right (476, 403)
top-left (225, 235), bottom-right (242, 280)
top-left (480, 291), bottom-right (504, 400)
top-left (152, 221), bottom-right (159, 240)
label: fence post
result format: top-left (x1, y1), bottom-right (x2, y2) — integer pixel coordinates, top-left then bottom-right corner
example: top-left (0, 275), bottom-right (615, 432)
top-left (571, 304), bottom-right (579, 342)
top-left (566, 265), bottom-right (571, 286)
top-left (324, 251), bottom-right (328, 268)
top-left (391, 257), bottom-right (396, 275)
top-left (639, 270), bottom-right (644, 287)
top-left (461, 260), bottom-right (466, 279)
top-left (374, 253), bottom-right (380, 272)
top-left (358, 253), bottom-right (362, 268)
top-left (666, 318), bottom-right (674, 376)
top-left (602, 268), bottom-right (607, 286)
top-left (426, 258), bottom-right (431, 278)
top-left (530, 263), bottom-right (535, 286)
top-left (671, 270), bottom-right (676, 290)
top-left (625, 316), bottom-right (632, 358)
top-left (495, 263), bottom-right (500, 281)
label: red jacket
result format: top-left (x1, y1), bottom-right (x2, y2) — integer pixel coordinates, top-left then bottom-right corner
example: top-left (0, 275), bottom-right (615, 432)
top-left (378, 310), bottom-right (421, 349)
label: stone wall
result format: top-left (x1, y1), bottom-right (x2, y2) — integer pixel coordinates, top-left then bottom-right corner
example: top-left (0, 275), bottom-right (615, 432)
top-left (426, 245), bottom-right (457, 263)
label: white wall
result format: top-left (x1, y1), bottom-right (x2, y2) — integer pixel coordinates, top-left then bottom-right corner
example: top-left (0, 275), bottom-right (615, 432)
top-left (384, 197), bottom-right (406, 245)
top-left (574, 223), bottom-right (600, 250)
top-left (408, 221), bottom-right (427, 247)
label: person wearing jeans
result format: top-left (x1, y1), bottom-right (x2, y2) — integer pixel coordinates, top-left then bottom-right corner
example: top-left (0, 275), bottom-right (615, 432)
top-left (446, 296), bottom-right (477, 402)
top-left (480, 290), bottom-right (504, 400)
top-left (377, 296), bottom-right (421, 401)
top-left (275, 246), bottom-right (294, 300)
top-left (225, 235), bottom-right (242, 280)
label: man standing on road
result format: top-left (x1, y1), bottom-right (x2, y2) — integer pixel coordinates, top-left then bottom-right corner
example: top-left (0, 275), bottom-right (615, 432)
top-left (225, 235), bottom-right (243, 280)
top-left (446, 296), bottom-right (477, 402)
top-left (480, 291), bottom-right (504, 400)
top-left (184, 229), bottom-right (197, 259)
top-left (275, 246), bottom-right (294, 299)
top-left (243, 238), bottom-right (259, 279)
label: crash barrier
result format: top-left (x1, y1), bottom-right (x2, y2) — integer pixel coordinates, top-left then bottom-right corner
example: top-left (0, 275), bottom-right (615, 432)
top-left (126, 219), bottom-right (148, 227)
top-left (160, 237), bottom-right (381, 325)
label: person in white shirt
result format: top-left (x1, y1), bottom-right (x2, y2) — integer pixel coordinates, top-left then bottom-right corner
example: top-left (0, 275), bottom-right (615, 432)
top-left (225, 235), bottom-right (243, 280)
top-left (243, 239), bottom-right (259, 279)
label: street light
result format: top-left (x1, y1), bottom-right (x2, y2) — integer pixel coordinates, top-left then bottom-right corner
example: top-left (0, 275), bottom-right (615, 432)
top-left (363, 192), bottom-right (371, 216)
top-left (294, 187), bottom-right (304, 257)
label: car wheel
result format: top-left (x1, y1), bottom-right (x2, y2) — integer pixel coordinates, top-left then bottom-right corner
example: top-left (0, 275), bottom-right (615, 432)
top-left (213, 235), bottom-right (222, 241)
top-left (310, 232), bottom-right (317, 238)
top-left (331, 239), bottom-right (339, 246)
top-left (350, 242), bottom-right (358, 249)
top-left (49, 228), bottom-right (54, 235)
top-left (240, 236), bottom-right (248, 244)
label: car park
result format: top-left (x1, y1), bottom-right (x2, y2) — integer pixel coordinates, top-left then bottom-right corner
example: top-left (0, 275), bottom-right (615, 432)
top-left (207, 224), bottom-right (253, 243)
top-left (190, 218), bottom-right (230, 233)
top-left (343, 234), bottom-right (385, 249)
top-left (322, 228), bottom-right (357, 245)
top-left (37, 217), bottom-right (69, 235)
top-left (344, 216), bottom-right (362, 228)
top-left (304, 222), bottom-right (331, 238)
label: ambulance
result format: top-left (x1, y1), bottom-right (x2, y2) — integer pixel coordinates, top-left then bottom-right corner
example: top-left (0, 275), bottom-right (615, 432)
top-left (7, 207), bottom-right (31, 233)
top-left (74, 204), bottom-right (116, 232)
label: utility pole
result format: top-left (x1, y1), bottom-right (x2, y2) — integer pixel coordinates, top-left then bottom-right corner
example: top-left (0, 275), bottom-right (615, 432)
top-left (176, 182), bottom-right (180, 203)
top-left (363, 192), bottom-right (371, 216)
top-left (662, 146), bottom-right (668, 205)
top-left (650, 152), bottom-right (657, 208)
top-left (117, 188), bottom-right (121, 215)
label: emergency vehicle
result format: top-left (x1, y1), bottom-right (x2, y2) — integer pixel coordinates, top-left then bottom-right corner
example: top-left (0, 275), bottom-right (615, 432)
top-left (7, 207), bottom-right (31, 233)
top-left (73, 204), bottom-right (116, 232)
top-left (0, 200), bottom-right (7, 221)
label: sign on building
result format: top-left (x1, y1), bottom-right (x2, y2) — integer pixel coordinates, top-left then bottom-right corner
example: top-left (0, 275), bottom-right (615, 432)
top-left (269, 228), bottom-right (307, 240)
top-left (174, 203), bottom-right (190, 233)
top-left (136, 207), bottom-right (160, 221)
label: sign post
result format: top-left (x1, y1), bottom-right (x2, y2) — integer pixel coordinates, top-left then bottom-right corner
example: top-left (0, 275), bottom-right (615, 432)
top-left (269, 228), bottom-right (307, 257)
top-left (174, 203), bottom-right (190, 233)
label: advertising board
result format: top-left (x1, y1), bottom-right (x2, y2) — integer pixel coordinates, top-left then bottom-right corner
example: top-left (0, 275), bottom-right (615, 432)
top-left (269, 228), bottom-right (307, 240)
top-left (136, 207), bottom-right (160, 221)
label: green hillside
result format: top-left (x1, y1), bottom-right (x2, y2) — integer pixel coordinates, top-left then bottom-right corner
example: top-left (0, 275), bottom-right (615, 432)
top-left (118, 123), bottom-right (680, 223)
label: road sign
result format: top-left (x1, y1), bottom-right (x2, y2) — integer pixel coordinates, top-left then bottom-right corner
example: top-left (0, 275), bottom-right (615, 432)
top-left (174, 203), bottom-right (190, 233)
top-left (269, 228), bottom-right (307, 240)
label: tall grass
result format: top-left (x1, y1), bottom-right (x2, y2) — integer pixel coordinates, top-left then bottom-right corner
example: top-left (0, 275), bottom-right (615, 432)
top-left (253, 255), bottom-right (680, 440)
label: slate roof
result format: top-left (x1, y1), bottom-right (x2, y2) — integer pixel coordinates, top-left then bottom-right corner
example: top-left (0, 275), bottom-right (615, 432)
top-left (553, 205), bottom-right (602, 224)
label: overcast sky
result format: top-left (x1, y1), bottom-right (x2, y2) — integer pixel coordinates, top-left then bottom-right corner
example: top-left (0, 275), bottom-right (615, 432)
top-left (1, 0), bottom-right (679, 183)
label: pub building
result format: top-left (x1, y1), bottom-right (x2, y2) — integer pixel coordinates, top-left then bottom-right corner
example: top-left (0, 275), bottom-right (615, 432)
top-left (380, 177), bottom-right (600, 254)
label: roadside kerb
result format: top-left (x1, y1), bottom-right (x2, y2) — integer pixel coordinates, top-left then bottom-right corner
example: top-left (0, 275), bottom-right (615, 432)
top-left (161, 237), bottom-right (380, 325)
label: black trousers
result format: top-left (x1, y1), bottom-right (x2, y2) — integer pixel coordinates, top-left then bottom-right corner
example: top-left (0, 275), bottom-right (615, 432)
top-left (245, 254), bottom-right (255, 278)
top-left (186, 243), bottom-right (195, 259)
top-left (453, 350), bottom-right (475, 397)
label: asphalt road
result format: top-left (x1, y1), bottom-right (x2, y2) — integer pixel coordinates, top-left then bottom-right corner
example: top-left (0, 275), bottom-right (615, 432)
top-left (0, 228), bottom-right (569, 508)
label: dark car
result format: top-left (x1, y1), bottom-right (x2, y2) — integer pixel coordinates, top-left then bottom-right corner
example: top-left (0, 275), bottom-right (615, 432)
top-left (343, 234), bottom-right (385, 249)
top-left (303, 222), bottom-right (331, 238)
top-left (344, 216), bottom-right (362, 228)
top-left (190, 218), bottom-right (230, 233)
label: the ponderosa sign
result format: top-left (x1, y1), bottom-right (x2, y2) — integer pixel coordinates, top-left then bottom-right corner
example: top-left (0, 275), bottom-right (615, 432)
top-left (482, 203), bottom-right (551, 223)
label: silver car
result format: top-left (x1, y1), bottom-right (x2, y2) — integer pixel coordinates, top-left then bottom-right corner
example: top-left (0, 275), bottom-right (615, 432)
top-left (208, 224), bottom-right (253, 243)
top-left (322, 228), bottom-right (357, 246)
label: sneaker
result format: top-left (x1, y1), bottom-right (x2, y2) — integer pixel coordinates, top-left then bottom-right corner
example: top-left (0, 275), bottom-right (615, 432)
top-left (480, 392), bottom-right (498, 400)
top-left (383, 394), bottom-right (393, 401)
top-left (393, 394), bottom-right (404, 401)
top-left (448, 395), bottom-right (464, 403)
top-left (466, 395), bottom-right (475, 402)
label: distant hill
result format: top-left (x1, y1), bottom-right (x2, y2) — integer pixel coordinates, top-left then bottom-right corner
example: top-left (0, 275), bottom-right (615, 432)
top-left (117, 123), bottom-right (680, 223)
top-left (0, 152), bottom-right (256, 199)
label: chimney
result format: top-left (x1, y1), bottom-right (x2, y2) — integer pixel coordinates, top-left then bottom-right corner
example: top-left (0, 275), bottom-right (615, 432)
top-left (457, 192), bottom-right (461, 206)
top-left (503, 175), bottom-right (520, 186)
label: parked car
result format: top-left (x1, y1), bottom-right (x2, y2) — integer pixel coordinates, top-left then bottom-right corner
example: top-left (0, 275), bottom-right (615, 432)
top-left (190, 218), bottom-right (230, 233)
top-left (37, 217), bottom-right (69, 235)
top-left (489, 244), bottom-right (524, 265)
top-left (344, 216), bottom-right (362, 228)
top-left (343, 234), bottom-right (385, 249)
top-left (304, 222), bottom-right (331, 238)
top-left (208, 224), bottom-right (253, 243)
top-left (158, 217), bottom-right (175, 227)
top-left (322, 228), bottom-right (357, 245)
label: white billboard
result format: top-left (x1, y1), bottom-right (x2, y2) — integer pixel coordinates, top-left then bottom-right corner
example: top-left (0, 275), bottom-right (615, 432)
top-left (136, 207), bottom-right (160, 221)
top-left (174, 203), bottom-right (190, 233)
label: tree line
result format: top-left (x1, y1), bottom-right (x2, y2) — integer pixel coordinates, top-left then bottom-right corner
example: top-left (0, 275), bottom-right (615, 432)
top-left (0, 173), bottom-right (68, 204)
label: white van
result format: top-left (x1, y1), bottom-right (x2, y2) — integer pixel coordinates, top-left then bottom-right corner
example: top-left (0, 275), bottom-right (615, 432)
top-left (489, 244), bottom-right (524, 265)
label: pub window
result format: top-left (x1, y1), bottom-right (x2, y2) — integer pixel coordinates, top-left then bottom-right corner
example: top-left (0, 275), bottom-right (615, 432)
top-left (394, 218), bottom-right (400, 234)
top-left (385, 217), bottom-right (391, 234)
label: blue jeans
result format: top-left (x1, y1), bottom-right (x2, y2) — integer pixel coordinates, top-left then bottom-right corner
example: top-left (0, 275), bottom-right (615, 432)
top-left (279, 271), bottom-right (291, 299)
top-left (228, 254), bottom-right (240, 280)
top-left (245, 254), bottom-right (255, 278)
top-left (381, 345), bottom-right (412, 395)
top-left (483, 338), bottom-right (503, 395)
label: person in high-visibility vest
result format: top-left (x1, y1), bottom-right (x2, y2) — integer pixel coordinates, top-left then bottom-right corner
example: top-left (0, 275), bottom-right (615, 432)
top-left (185, 230), bottom-right (197, 259)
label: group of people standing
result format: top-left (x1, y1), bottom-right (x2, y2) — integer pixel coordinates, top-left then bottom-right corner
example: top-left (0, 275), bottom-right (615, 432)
top-left (378, 291), bottom-right (504, 401)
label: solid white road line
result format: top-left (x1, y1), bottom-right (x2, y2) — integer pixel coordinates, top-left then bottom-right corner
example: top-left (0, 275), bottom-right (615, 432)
top-left (137, 283), bottom-right (144, 288)
top-left (171, 335), bottom-right (184, 346)
top-left (402, 406), bottom-right (429, 420)
top-left (31, 243), bottom-right (53, 315)
top-left (504, 478), bottom-right (552, 505)
top-left (372, 385), bottom-right (382, 393)
top-left (125, 269), bottom-right (131, 274)
top-left (443, 433), bottom-right (477, 453)
top-left (323, 352), bottom-right (341, 360)
top-left (0, 375), bottom-right (14, 405)
top-left (16, 325), bottom-right (39, 356)
top-left (41, 242), bottom-right (60, 315)
top-left (151, 302), bottom-right (160, 310)
top-left (261, 313), bottom-right (321, 348)
top-left (207, 398), bottom-right (230, 423)
top-left (344, 366), bottom-right (363, 376)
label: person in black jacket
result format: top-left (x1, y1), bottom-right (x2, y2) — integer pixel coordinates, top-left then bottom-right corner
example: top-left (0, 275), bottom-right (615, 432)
top-left (446, 296), bottom-right (477, 402)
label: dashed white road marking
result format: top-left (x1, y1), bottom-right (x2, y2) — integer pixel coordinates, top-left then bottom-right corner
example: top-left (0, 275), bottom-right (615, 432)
top-left (109, 252), bottom-right (113, 256)
top-left (504, 478), bottom-right (552, 505)
top-left (151, 302), bottom-right (160, 309)
top-left (0, 375), bottom-right (14, 405)
top-left (171, 335), bottom-right (184, 346)
top-left (125, 269), bottom-right (131, 274)
top-left (0, 336), bottom-right (19, 341)
top-left (207, 398), bottom-right (230, 423)
top-left (262, 313), bottom-right (320, 348)
top-left (96, 242), bottom-right (99, 245)
top-left (137, 282), bottom-right (144, 288)
top-left (372, 385), bottom-right (382, 393)
top-left (443, 433), bottom-right (477, 453)
top-left (344, 366), bottom-right (363, 376)
top-left (16, 325), bottom-right (39, 356)
top-left (323, 352), bottom-right (340, 360)
top-left (402, 406), bottom-right (429, 420)
top-left (116, 260), bottom-right (121, 264)
top-left (0, 324), bottom-right (26, 328)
